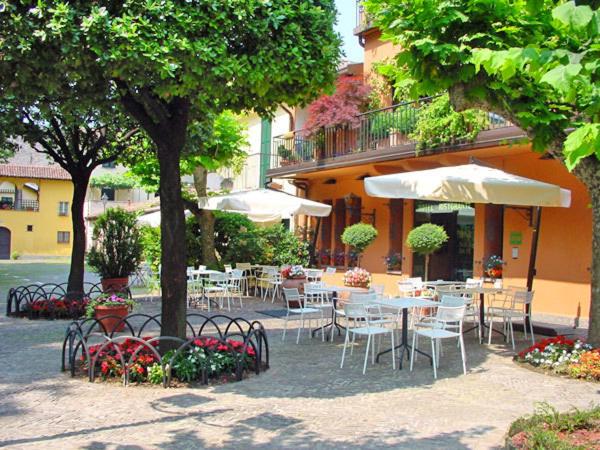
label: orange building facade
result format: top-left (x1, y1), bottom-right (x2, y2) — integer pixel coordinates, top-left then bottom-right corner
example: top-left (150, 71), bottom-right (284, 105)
top-left (266, 8), bottom-right (592, 327)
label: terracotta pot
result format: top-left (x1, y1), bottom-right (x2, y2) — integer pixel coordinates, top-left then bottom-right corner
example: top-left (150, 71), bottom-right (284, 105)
top-left (101, 277), bottom-right (129, 294)
top-left (282, 277), bottom-right (307, 307)
top-left (95, 304), bottom-right (129, 333)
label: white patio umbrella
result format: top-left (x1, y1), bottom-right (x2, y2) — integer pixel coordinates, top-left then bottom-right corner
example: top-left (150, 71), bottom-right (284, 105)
top-left (138, 209), bottom-right (192, 227)
top-left (364, 163), bottom-right (572, 292)
top-left (200, 188), bottom-right (332, 222)
top-left (364, 164), bottom-right (571, 207)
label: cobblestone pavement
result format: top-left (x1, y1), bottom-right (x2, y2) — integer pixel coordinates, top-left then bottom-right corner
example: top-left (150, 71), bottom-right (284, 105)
top-left (0, 296), bottom-right (597, 450)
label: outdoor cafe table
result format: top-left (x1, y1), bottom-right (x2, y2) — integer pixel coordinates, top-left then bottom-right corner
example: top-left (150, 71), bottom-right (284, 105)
top-left (454, 287), bottom-right (508, 341)
top-left (310, 284), bottom-right (369, 340)
top-left (374, 297), bottom-right (439, 369)
top-left (423, 280), bottom-right (466, 288)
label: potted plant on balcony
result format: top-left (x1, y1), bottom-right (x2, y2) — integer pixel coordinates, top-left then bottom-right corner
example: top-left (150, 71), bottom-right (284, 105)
top-left (405, 223), bottom-right (449, 282)
top-left (86, 293), bottom-right (135, 333)
top-left (277, 144), bottom-right (298, 166)
top-left (87, 207), bottom-right (143, 293)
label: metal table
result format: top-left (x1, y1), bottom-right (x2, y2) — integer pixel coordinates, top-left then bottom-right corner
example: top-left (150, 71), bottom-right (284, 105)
top-left (310, 284), bottom-right (369, 340)
top-left (374, 297), bottom-right (439, 369)
top-left (454, 287), bottom-right (508, 340)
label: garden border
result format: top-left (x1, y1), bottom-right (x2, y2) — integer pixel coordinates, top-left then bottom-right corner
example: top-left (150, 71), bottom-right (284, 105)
top-left (61, 313), bottom-right (269, 388)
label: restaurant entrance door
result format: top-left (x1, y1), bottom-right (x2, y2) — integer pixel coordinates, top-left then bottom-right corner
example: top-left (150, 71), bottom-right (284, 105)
top-left (412, 201), bottom-right (475, 281)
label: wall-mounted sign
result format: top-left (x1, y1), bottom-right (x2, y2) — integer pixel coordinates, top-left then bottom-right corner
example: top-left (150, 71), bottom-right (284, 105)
top-left (509, 231), bottom-right (523, 245)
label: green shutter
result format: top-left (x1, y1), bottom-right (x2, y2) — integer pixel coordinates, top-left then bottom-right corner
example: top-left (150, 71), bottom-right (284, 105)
top-left (259, 118), bottom-right (272, 187)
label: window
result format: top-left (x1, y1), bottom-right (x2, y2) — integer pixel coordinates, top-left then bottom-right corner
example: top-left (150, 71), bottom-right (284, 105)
top-left (58, 201), bottom-right (69, 216)
top-left (100, 187), bottom-right (115, 201)
top-left (102, 161), bottom-right (116, 168)
top-left (27, 225), bottom-right (33, 232)
top-left (57, 231), bottom-right (70, 244)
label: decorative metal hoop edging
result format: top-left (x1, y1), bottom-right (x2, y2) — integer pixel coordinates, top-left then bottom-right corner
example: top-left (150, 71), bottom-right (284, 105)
top-left (62, 313), bottom-right (269, 388)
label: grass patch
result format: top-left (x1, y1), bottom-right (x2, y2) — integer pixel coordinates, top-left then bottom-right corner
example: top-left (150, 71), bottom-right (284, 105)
top-left (508, 403), bottom-right (600, 449)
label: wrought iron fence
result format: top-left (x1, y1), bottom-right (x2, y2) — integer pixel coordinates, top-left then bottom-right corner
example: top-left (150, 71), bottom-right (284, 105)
top-left (0, 199), bottom-right (39, 211)
top-left (270, 96), bottom-right (514, 170)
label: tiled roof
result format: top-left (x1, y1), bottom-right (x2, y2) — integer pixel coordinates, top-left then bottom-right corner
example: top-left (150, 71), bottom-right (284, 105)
top-left (0, 164), bottom-right (71, 180)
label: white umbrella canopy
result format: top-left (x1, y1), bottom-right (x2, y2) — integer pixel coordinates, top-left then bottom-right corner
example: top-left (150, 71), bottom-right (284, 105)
top-left (364, 164), bottom-right (571, 208)
top-left (137, 209), bottom-right (192, 227)
top-left (200, 188), bottom-right (332, 222)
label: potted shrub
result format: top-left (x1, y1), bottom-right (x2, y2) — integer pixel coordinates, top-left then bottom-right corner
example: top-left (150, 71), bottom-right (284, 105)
top-left (341, 223), bottom-right (378, 267)
top-left (343, 267), bottom-right (371, 289)
top-left (87, 207), bottom-right (143, 293)
top-left (405, 223), bottom-right (449, 282)
top-left (86, 294), bottom-right (135, 333)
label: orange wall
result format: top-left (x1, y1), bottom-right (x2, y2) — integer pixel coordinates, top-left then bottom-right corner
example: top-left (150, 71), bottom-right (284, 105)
top-left (363, 30), bottom-right (400, 77)
top-left (307, 149), bottom-right (592, 325)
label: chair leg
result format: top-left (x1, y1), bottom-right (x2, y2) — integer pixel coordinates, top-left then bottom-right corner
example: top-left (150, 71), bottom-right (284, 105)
top-left (391, 331), bottom-right (396, 370)
top-left (321, 312), bottom-right (325, 342)
top-left (529, 314), bottom-right (535, 345)
top-left (350, 331), bottom-right (356, 356)
top-left (341, 330), bottom-right (350, 368)
top-left (509, 317), bottom-right (515, 350)
top-left (488, 314), bottom-right (494, 345)
top-left (459, 335), bottom-right (467, 375)
top-left (363, 335), bottom-right (372, 375)
top-left (410, 331), bottom-right (417, 371)
top-left (431, 338), bottom-right (437, 379)
top-left (282, 315), bottom-right (288, 341)
top-left (296, 316), bottom-right (302, 344)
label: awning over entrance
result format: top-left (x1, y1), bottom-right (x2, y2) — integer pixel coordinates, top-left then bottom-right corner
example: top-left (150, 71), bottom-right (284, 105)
top-left (200, 188), bottom-right (333, 222)
top-left (364, 164), bottom-right (571, 208)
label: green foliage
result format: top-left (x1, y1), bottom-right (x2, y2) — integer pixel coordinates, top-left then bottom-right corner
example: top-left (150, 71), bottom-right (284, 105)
top-left (87, 208), bottom-right (143, 278)
top-left (369, 108), bottom-right (417, 139)
top-left (10, 251), bottom-right (20, 260)
top-left (90, 172), bottom-right (138, 190)
top-left (341, 223), bottom-right (378, 255)
top-left (508, 403), bottom-right (600, 450)
top-left (406, 223), bottom-right (448, 256)
top-left (365, 0), bottom-right (600, 168)
top-left (259, 225), bottom-right (311, 267)
top-left (213, 212), bottom-right (257, 260)
top-left (125, 111), bottom-right (249, 192)
top-left (147, 363), bottom-right (164, 385)
top-left (410, 95), bottom-right (487, 152)
top-left (140, 225), bottom-right (161, 272)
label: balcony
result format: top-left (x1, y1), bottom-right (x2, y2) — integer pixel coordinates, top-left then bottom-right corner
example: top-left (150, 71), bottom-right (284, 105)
top-left (0, 199), bottom-right (39, 212)
top-left (269, 96), bottom-right (525, 177)
top-left (354, 0), bottom-right (375, 35)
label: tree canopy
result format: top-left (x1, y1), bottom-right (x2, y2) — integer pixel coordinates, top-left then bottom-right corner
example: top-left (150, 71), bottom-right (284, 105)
top-left (365, 0), bottom-right (600, 341)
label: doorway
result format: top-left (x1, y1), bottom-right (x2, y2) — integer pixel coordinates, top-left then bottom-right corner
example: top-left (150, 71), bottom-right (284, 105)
top-left (0, 227), bottom-right (11, 259)
top-left (412, 201), bottom-right (475, 281)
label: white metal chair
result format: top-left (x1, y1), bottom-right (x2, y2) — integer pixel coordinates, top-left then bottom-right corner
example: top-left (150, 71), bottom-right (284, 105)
top-left (282, 288), bottom-right (324, 344)
top-left (224, 264), bottom-right (233, 273)
top-left (340, 302), bottom-right (396, 375)
top-left (487, 289), bottom-right (535, 349)
top-left (306, 269), bottom-right (324, 282)
top-left (235, 262), bottom-right (253, 296)
top-left (225, 269), bottom-right (244, 310)
top-left (203, 272), bottom-right (228, 310)
top-left (261, 268), bottom-right (282, 303)
top-left (410, 304), bottom-right (467, 379)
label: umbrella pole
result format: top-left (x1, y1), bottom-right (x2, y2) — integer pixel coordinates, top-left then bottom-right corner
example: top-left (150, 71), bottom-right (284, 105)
top-left (525, 207), bottom-right (542, 327)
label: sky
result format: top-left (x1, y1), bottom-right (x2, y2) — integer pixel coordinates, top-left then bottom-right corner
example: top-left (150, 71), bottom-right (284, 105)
top-left (335, 0), bottom-right (364, 62)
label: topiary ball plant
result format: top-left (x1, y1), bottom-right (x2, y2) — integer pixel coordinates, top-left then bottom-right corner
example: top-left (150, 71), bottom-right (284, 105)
top-left (405, 223), bottom-right (449, 281)
top-left (341, 223), bottom-right (378, 267)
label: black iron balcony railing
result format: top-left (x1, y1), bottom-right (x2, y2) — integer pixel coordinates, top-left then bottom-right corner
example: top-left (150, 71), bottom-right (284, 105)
top-left (270, 96), bottom-right (514, 171)
top-left (0, 199), bottom-right (39, 211)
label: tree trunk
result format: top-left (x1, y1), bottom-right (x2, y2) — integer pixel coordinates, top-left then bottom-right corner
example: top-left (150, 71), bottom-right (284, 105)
top-left (157, 141), bottom-right (188, 341)
top-left (66, 174), bottom-right (91, 300)
top-left (424, 254), bottom-right (430, 283)
top-left (573, 157), bottom-right (600, 345)
top-left (193, 166), bottom-right (217, 268)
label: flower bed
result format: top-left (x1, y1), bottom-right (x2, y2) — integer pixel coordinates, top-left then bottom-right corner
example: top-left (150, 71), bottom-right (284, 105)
top-left (25, 297), bottom-right (89, 319)
top-left (62, 313), bottom-right (269, 388)
top-left (507, 403), bottom-right (600, 449)
top-left (515, 336), bottom-right (600, 381)
top-left (82, 336), bottom-right (256, 385)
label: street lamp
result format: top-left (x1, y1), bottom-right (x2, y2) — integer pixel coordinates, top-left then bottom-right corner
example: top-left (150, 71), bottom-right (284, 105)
top-left (101, 193), bottom-right (109, 212)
